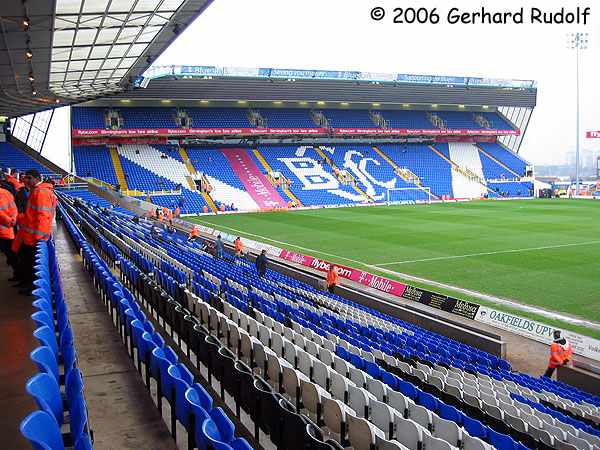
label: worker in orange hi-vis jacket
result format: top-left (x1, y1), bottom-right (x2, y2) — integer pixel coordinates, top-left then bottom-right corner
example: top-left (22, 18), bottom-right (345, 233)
top-left (543, 330), bottom-right (573, 378)
top-left (13, 169), bottom-right (56, 295)
top-left (234, 236), bottom-right (244, 257)
top-left (188, 225), bottom-right (199, 241)
top-left (326, 265), bottom-right (340, 294)
top-left (0, 174), bottom-right (18, 277)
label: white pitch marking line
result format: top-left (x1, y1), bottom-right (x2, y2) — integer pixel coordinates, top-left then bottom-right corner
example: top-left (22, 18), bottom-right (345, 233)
top-left (192, 219), bottom-right (369, 266)
top-left (375, 240), bottom-right (600, 266)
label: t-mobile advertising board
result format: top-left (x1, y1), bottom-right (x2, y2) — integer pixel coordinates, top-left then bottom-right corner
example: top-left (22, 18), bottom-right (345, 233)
top-left (277, 249), bottom-right (408, 297)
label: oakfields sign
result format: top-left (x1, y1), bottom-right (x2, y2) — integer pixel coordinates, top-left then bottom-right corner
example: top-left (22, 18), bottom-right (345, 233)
top-left (476, 307), bottom-right (600, 362)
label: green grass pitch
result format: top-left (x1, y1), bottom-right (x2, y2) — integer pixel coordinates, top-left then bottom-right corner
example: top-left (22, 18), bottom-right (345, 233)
top-left (189, 199), bottom-right (600, 336)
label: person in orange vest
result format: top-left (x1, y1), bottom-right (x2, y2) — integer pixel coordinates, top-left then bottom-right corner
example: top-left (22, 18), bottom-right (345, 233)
top-left (0, 174), bottom-right (18, 277)
top-left (174, 206), bottom-right (180, 218)
top-left (234, 237), bottom-right (244, 257)
top-left (13, 169), bottom-right (56, 295)
top-left (543, 330), bottom-right (573, 378)
top-left (188, 225), bottom-right (199, 241)
top-left (219, 203), bottom-right (225, 212)
top-left (326, 265), bottom-right (339, 294)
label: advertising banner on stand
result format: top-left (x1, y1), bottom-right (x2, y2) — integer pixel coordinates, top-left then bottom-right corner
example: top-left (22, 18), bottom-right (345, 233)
top-left (278, 249), bottom-right (407, 297)
top-left (475, 307), bottom-right (600, 362)
top-left (401, 285), bottom-right (480, 320)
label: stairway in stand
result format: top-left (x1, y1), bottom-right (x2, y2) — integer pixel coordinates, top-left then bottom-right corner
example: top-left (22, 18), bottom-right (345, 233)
top-left (109, 145), bottom-right (129, 190)
top-left (252, 149), bottom-right (303, 207)
top-left (428, 145), bottom-right (491, 199)
top-left (314, 146), bottom-right (373, 202)
top-left (221, 148), bottom-right (288, 209)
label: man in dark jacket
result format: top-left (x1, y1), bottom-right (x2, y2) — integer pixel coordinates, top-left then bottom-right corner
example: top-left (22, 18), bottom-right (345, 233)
top-left (255, 250), bottom-right (268, 277)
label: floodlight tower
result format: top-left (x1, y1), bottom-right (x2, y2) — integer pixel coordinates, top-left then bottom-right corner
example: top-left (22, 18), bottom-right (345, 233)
top-left (567, 32), bottom-right (589, 196)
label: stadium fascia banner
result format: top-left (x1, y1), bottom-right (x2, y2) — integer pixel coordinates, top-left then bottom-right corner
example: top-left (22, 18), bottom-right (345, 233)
top-left (71, 127), bottom-right (520, 139)
top-left (72, 137), bottom-right (168, 146)
top-left (278, 249), bottom-right (408, 298)
top-left (475, 307), bottom-right (600, 362)
top-left (402, 285), bottom-right (480, 320)
top-left (586, 130), bottom-right (600, 138)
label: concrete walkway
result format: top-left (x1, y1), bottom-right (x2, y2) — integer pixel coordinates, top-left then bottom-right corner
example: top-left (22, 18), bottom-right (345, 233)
top-left (0, 259), bottom-right (39, 449)
top-left (54, 224), bottom-right (176, 450)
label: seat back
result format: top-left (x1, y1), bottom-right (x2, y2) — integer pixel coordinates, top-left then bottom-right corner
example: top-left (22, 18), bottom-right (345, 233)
top-left (20, 410), bottom-right (65, 450)
top-left (26, 373), bottom-right (64, 426)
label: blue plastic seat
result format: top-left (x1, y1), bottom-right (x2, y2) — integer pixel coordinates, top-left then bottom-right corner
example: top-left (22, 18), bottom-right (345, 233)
top-left (31, 346), bottom-right (60, 382)
top-left (31, 311), bottom-right (55, 332)
top-left (26, 373), bottom-right (64, 426)
top-left (74, 433), bottom-right (93, 450)
top-left (69, 393), bottom-right (89, 445)
top-left (197, 408), bottom-right (235, 450)
top-left (488, 430), bottom-right (517, 450)
top-left (34, 325), bottom-right (59, 358)
top-left (20, 410), bottom-right (65, 450)
top-left (462, 416), bottom-right (487, 439)
top-left (438, 403), bottom-right (462, 424)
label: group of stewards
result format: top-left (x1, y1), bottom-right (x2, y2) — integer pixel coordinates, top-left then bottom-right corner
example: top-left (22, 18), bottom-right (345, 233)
top-left (0, 169), bottom-right (57, 296)
top-left (153, 206), bottom-right (180, 223)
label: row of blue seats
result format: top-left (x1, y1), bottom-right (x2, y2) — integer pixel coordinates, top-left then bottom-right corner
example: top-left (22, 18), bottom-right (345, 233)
top-left (58, 201), bottom-right (253, 450)
top-left (20, 240), bottom-right (93, 450)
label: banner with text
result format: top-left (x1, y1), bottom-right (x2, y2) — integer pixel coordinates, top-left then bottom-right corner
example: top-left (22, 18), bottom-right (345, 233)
top-left (72, 127), bottom-right (519, 139)
top-left (586, 131), bottom-right (600, 138)
top-left (278, 249), bottom-right (407, 297)
top-left (475, 306), bottom-right (600, 362)
top-left (402, 285), bottom-right (481, 320)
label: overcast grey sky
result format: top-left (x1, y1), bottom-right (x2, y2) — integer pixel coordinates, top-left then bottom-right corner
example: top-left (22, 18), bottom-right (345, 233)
top-left (43, 0), bottom-right (600, 169)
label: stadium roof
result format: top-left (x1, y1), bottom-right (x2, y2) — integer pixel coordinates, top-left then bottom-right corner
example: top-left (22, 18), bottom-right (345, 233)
top-left (86, 65), bottom-right (537, 109)
top-left (0, 0), bottom-right (212, 118)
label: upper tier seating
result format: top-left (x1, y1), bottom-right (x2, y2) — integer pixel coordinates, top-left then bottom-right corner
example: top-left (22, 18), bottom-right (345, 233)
top-left (380, 111), bottom-right (434, 129)
top-left (71, 107), bottom-right (516, 132)
top-left (186, 108), bottom-right (251, 128)
top-left (1, 142), bottom-right (55, 175)
top-left (57, 197), bottom-right (600, 450)
top-left (322, 110), bottom-right (377, 128)
top-left (434, 112), bottom-right (481, 129)
top-left (259, 109), bottom-right (316, 128)
top-left (478, 112), bottom-right (515, 131)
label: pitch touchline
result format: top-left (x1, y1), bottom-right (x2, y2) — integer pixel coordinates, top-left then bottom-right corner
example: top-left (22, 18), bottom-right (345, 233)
top-left (375, 240), bottom-right (600, 266)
